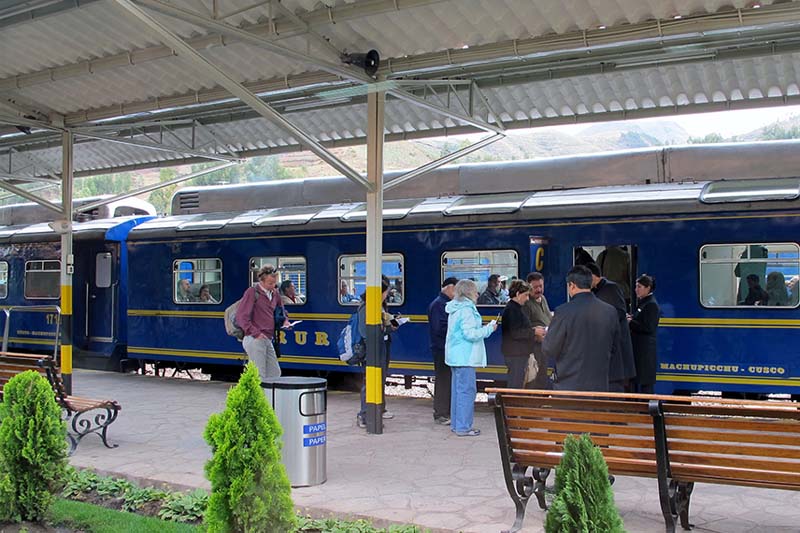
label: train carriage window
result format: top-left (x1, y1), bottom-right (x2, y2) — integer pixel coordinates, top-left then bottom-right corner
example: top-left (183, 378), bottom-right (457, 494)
top-left (0, 261), bottom-right (7, 299)
top-left (441, 250), bottom-right (517, 306)
top-left (249, 257), bottom-right (307, 305)
top-left (700, 243), bottom-right (800, 308)
top-left (338, 254), bottom-right (404, 306)
top-left (173, 258), bottom-right (222, 304)
top-left (24, 260), bottom-right (60, 299)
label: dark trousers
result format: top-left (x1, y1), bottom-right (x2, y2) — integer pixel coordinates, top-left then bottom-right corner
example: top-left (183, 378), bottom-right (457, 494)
top-left (504, 354), bottom-right (528, 389)
top-left (432, 349), bottom-right (451, 419)
top-left (608, 379), bottom-right (625, 393)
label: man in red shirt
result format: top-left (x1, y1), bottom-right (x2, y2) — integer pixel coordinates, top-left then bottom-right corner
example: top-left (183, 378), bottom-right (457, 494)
top-left (236, 265), bottom-right (289, 381)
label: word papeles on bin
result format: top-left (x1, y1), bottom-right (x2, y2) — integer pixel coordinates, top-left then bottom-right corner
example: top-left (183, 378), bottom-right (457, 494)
top-left (303, 422), bottom-right (326, 447)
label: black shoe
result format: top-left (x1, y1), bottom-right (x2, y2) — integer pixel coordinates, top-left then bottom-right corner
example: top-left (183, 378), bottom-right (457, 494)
top-left (608, 474), bottom-right (615, 485)
top-left (434, 416), bottom-right (451, 425)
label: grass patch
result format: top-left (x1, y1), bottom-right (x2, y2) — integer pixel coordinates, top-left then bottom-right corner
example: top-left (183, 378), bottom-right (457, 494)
top-left (47, 498), bottom-right (200, 532)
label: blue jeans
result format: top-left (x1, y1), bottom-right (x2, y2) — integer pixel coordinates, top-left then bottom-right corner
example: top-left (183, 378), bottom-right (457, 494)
top-left (450, 366), bottom-right (477, 433)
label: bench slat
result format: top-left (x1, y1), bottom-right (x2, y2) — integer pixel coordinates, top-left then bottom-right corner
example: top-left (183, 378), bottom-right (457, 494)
top-left (668, 439), bottom-right (800, 460)
top-left (668, 451), bottom-right (800, 473)
top-left (664, 403), bottom-right (800, 420)
top-left (503, 395), bottom-right (652, 414)
top-left (513, 450), bottom-right (658, 476)
top-left (504, 406), bottom-right (653, 425)
top-left (671, 462), bottom-right (800, 486)
top-left (511, 439), bottom-right (659, 463)
top-left (667, 427), bottom-right (800, 447)
top-left (508, 428), bottom-right (655, 449)
top-left (510, 418), bottom-right (654, 437)
top-left (664, 414), bottom-right (800, 434)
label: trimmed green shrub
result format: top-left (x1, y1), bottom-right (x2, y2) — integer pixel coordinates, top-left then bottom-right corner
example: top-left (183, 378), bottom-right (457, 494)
top-left (544, 433), bottom-right (625, 533)
top-left (203, 362), bottom-right (296, 532)
top-left (0, 370), bottom-right (68, 522)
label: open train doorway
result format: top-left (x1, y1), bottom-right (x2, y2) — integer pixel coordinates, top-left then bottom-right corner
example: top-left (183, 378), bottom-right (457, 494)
top-left (573, 245), bottom-right (638, 310)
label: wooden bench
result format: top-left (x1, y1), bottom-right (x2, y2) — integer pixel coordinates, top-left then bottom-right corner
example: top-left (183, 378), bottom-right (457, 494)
top-left (0, 352), bottom-right (52, 395)
top-left (487, 388), bottom-right (800, 533)
top-left (0, 352), bottom-right (121, 455)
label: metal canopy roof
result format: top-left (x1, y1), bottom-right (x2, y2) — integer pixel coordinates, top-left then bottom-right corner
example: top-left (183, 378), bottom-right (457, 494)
top-left (3, 0), bottom-right (800, 180)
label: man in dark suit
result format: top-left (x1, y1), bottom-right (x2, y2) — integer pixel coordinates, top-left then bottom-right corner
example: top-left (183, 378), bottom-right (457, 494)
top-left (427, 277), bottom-right (458, 425)
top-left (543, 265), bottom-right (619, 392)
top-left (586, 262), bottom-right (637, 392)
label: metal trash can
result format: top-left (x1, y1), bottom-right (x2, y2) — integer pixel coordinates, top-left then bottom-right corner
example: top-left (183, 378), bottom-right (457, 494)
top-left (261, 377), bottom-right (327, 487)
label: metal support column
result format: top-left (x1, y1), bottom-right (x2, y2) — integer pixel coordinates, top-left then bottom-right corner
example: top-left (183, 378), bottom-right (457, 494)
top-left (365, 89), bottom-right (385, 435)
top-left (60, 131), bottom-right (74, 394)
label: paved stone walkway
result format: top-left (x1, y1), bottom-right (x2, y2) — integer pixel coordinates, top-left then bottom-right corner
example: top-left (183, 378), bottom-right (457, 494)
top-left (70, 370), bottom-right (800, 532)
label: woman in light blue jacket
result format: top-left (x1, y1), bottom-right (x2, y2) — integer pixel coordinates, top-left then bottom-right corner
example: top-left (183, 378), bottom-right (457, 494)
top-left (445, 279), bottom-right (497, 436)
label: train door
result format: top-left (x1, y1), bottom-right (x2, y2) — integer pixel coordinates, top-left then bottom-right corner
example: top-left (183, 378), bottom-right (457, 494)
top-left (573, 244), bottom-right (638, 309)
top-left (86, 248), bottom-right (116, 343)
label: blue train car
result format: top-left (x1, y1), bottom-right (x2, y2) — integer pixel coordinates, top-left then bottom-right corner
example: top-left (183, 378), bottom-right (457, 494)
top-left (125, 141), bottom-right (800, 396)
top-left (0, 197), bottom-right (155, 368)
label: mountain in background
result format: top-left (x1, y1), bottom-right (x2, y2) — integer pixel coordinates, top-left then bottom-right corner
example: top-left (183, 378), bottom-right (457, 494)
top-left (283, 121), bottom-right (690, 177)
top-left (12, 115), bottom-right (796, 211)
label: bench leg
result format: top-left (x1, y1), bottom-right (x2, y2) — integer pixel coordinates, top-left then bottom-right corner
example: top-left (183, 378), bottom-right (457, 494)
top-left (532, 467), bottom-right (550, 510)
top-left (501, 464), bottom-right (536, 533)
top-left (656, 474), bottom-right (677, 533)
top-left (675, 481), bottom-right (694, 530)
top-left (65, 406), bottom-right (120, 455)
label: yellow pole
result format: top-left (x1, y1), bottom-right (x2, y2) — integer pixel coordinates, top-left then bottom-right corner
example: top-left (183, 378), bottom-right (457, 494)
top-left (365, 87), bottom-right (385, 434)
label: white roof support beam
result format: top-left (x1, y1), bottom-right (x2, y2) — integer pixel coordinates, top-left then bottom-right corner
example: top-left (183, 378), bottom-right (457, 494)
top-left (115, 0), bottom-right (372, 190)
top-left (383, 133), bottom-right (504, 192)
top-left (191, 121), bottom-right (241, 160)
top-left (0, 183), bottom-right (55, 202)
top-left (0, 172), bottom-right (60, 185)
top-left (74, 130), bottom-right (243, 163)
top-left (9, 147), bottom-right (64, 182)
top-left (115, 0), bottom-right (373, 191)
top-left (0, 179), bottom-right (63, 214)
top-left (75, 160), bottom-right (238, 215)
top-left (272, 0), bottom-right (344, 62)
top-left (135, 0), bottom-right (504, 135)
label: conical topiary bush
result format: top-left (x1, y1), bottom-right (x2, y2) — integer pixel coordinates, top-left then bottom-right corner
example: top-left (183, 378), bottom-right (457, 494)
top-left (544, 433), bottom-right (625, 533)
top-left (0, 370), bottom-right (68, 523)
top-left (203, 362), bottom-right (296, 532)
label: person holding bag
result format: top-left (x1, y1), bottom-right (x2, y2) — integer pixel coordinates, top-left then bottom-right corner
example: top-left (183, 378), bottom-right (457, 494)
top-left (501, 280), bottom-right (537, 389)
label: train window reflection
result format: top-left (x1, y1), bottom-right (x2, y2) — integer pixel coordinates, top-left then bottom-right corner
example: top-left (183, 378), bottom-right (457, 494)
top-left (173, 258), bottom-right (222, 304)
top-left (699, 243), bottom-right (800, 308)
top-left (441, 250), bottom-right (517, 306)
top-left (0, 261), bottom-right (7, 299)
top-left (249, 256), bottom-right (307, 305)
top-left (338, 254), bottom-right (404, 306)
top-left (25, 260), bottom-right (60, 299)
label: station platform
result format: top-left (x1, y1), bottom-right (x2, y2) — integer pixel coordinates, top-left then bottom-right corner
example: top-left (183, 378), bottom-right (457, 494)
top-left (70, 369), bottom-right (799, 533)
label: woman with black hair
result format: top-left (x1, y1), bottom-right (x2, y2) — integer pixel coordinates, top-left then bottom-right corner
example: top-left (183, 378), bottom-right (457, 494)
top-left (628, 274), bottom-right (660, 394)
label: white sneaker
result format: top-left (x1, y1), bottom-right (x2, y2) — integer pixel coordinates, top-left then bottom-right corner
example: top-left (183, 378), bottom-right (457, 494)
top-left (382, 410), bottom-right (394, 420)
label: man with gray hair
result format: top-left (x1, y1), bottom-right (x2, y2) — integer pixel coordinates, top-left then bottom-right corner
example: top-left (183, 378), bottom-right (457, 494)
top-left (543, 265), bottom-right (619, 392)
top-left (236, 264), bottom-right (289, 381)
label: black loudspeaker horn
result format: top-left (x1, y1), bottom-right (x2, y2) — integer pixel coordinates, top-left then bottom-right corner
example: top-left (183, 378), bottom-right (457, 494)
top-left (341, 49), bottom-right (380, 77)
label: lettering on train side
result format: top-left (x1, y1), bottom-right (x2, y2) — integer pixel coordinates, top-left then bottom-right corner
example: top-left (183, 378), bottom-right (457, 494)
top-left (294, 331), bottom-right (307, 345)
top-left (16, 329), bottom-right (56, 337)
top-left (661, 362), bottom-right (788, 376)
top-left (314, 332), bottom-right (329, 346)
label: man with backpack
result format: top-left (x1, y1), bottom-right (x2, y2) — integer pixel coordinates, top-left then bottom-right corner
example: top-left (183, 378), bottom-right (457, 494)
top-left (355, 276), bottom-right (393, 429)
top-left (236, 264), bottom-right (289, 381)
